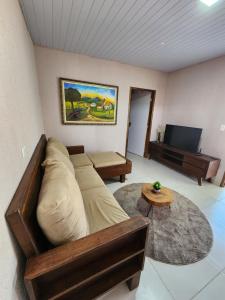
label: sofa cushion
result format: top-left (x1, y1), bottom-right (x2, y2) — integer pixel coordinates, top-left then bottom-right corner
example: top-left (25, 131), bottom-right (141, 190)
top-left (75, 165), bottom-right (104, 191)
top-left (87, 152), bottom-right (126, 168)
top-left (37, 163), bottom-right (89, 246)
top-left (70, 153), bottom-right (93, 169)
top-left (82, 186), bottom-right (129, 234)
top-left (42, 143), bottom-right (75, 175)
top-left (48, 137), bottom-right (69, 157)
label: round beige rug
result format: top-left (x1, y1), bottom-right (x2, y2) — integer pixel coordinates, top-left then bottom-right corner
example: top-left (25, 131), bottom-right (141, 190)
top-left (114, 183), bottom-right (213, 265)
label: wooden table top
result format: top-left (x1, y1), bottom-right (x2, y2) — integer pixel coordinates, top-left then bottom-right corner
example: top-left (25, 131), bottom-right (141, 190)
top-left (141, 183), bottom-right (173, 207)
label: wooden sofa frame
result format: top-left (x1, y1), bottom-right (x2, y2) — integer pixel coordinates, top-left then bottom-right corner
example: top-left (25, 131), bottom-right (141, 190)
top-left (67, 146), bottom-right (132, 183)
top-left (6, 135), bottom-right (150, 300)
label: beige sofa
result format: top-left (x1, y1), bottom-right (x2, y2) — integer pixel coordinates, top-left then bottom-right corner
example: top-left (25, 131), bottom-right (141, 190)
top-left (6, 135), bottom-right (150, 300)
top-left (37, 138), bottom-right (129, 246)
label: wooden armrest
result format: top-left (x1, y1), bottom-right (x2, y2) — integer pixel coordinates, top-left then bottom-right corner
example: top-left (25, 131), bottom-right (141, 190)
top-left (66, 145), bottom-right (84, 155)
top-left (25, 216), bottom-right (149, 279)
top-left (24, 216), bottom-right (149, 299)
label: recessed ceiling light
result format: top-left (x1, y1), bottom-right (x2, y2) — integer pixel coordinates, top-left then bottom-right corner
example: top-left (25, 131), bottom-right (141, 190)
top-left (160, 42), bottom-right (166, 46)
top-left (200, 0), bottom-right (218, 7)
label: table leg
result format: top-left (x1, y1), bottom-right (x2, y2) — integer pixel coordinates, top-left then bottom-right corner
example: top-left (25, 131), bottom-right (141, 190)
top-left (146, 204), bottom-right (153, 217)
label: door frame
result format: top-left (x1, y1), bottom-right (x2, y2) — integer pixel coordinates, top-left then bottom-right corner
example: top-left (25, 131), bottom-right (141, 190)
top-left (125, 87), bottom-right (156, 158)
top-left (220, 172), bottom-right (225, 187)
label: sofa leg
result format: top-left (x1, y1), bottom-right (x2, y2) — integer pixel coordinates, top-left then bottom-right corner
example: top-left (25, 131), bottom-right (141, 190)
top-left (120, 174), bottom-right (126, 183)
top-left (127, 272), bottom-right (141, 291)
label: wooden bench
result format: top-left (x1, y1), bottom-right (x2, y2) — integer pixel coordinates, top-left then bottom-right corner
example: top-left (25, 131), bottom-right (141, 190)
top-left (67, 146), bottom-right (132, 183)
top-left (6, 135), bottom-right (150, 300)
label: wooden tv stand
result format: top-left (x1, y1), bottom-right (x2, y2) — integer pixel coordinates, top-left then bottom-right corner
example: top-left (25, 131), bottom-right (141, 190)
top-left (149, 142), bottom-right (220, 186)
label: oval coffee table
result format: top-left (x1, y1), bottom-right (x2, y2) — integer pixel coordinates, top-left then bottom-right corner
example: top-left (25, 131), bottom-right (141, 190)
top-left (141, 183), bottom-right (173, 216)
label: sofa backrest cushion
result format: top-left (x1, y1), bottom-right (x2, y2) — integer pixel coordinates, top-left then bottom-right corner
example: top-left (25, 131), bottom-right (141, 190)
top-left (42, 142), bottom-right (75, 175)
top-left (37, 163), bottom-right (89, 246)
top-left (48, 137), bottom-right (69, 157)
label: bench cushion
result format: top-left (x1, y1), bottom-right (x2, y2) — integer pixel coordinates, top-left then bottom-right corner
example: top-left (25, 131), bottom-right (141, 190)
top-left (48, 137), bottom-right (69, 157)
top-left (87, 152), bottom-right (126, 168)
top-left (37, 163), bottom-right (89, 246)
top-left (75, 166), bottom-right (104, 191)
top-left (82, 186), bottom-right (129, 234)
top-left (70, 153), bottom-right (93, 169)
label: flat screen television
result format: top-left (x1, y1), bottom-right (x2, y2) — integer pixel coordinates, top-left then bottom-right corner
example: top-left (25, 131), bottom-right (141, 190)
top-left (164, 124), bottom-right (202, 153)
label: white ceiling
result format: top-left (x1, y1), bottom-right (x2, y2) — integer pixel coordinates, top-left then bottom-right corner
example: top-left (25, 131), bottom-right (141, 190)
top-left (19, 0), bottom-right (225, 72)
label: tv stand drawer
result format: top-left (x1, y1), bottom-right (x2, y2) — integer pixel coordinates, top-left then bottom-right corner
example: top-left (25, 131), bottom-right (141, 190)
top-left (183, 162), bottom-right (205, 177)
top-left (185, 156), bottom-right (208, 170)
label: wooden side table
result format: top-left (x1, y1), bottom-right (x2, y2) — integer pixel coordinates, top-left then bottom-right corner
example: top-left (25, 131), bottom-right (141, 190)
top-left (142, 183), bottom-right (173, 216)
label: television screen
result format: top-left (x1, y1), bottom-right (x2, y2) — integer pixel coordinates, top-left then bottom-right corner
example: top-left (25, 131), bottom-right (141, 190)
top-left (164, 124), bottom-right (202, 153)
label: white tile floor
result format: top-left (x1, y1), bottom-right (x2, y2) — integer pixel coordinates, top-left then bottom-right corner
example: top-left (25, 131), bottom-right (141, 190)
top-left (100, 153), bottom-right (225, 300)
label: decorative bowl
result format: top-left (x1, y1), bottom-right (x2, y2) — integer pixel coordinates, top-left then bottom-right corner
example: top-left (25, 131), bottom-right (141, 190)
top-left (152, 188), bottom-right (161, 194)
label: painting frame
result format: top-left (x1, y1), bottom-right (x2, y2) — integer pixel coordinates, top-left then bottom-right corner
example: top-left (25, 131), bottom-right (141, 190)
top-left (60, 78), bottom-right (118, 125)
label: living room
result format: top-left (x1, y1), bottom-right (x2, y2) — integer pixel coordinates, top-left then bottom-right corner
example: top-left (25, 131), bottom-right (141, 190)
top-left (1, 0), bottom-right (225, 299)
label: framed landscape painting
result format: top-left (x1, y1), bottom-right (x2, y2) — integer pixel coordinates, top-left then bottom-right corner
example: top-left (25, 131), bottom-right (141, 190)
top-left (60, 78), bottom-right (118, 125)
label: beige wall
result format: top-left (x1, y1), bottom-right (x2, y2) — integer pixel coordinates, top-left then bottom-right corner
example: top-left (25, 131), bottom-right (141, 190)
top-left (35, 46), bottom-right (168, 154)
top-left (0, 0), bottom-right (44, 299)
top-left (35, 45), bottom-right (224, 184)
top-left (164, 56), bottom-right (225, 184)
